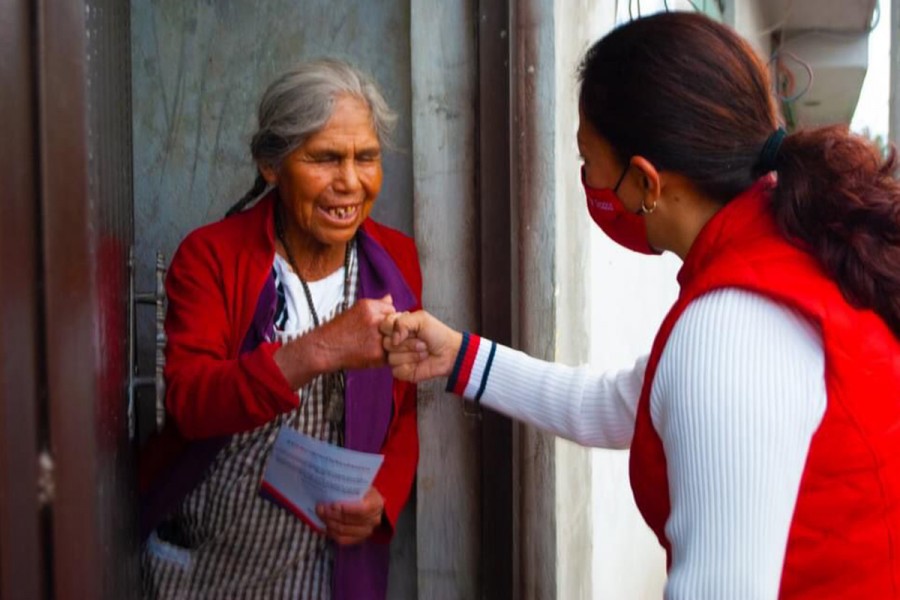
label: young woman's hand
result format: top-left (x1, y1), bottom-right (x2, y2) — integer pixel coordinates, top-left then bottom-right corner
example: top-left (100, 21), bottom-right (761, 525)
top-left (380, 310), bottom-right (463, 383)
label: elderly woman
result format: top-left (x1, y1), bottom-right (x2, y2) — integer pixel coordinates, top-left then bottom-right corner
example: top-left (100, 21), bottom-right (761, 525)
top-left (139, 59), bottom-right (421, 599)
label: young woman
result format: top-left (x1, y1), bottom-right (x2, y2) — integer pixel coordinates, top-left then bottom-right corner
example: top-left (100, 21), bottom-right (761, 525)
top-left (383, 12), bottom-right (900, 599)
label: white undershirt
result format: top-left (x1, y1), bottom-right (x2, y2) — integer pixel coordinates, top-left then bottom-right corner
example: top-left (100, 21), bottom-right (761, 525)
top-left (273, 254), bottom-right (347, 335)
top-left (462, 288), bottom-right (826, 598)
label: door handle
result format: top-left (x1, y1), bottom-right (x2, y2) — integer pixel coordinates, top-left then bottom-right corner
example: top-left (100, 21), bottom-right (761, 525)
top-left (128, 248), bottom-right (167, 440)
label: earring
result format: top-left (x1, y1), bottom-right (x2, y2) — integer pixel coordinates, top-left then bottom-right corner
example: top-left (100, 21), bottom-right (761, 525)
top-left (641, 198), bottom-right (657, 214)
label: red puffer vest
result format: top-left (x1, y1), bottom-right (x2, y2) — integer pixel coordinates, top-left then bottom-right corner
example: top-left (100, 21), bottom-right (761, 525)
top-left (629, 179), bottom-right (900, 598)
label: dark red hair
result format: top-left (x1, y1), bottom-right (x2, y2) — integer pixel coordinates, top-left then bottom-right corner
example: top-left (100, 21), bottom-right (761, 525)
top-left (579, 12), bottom-right (900, 339)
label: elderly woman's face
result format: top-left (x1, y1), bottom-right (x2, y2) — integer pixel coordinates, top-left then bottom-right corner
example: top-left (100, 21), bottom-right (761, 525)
top-left (263, 95), bottom-right (382, 248)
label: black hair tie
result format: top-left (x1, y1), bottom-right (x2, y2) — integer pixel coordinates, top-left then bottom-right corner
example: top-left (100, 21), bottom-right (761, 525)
top-left (756, 127), bottom-right (787, 174)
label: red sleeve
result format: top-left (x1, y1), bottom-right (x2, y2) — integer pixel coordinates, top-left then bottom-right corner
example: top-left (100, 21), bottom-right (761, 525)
top-left (371, 379), bottom-right (419, 541)
top-left (164, 231), bottom-right (298, 439)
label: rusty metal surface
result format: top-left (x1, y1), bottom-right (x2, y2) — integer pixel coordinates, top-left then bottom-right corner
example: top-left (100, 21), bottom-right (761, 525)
top-left (0, 0), bottom-right (44, 597)
top-left (477, 0), bottom-right (514, 598)
top-left (38, 0), bottom-right (137, 597)
top-left (510, 0), bottom-right (559, 598)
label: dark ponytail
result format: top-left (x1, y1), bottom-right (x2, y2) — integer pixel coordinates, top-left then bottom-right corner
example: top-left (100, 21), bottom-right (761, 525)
top-left (225, 173), bottom-right (268, 218)
top-left (772, 127), bottom-right (900, 338)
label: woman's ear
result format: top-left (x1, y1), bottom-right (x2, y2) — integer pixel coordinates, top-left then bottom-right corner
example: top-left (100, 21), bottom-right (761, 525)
top-left (630, 155), bottom-right (661, 210)
top-left (259, 163), bottom-right (278, 186)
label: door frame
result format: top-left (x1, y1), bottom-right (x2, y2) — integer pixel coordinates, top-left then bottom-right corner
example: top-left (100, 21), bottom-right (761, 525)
top-left (0, 0), bottom-right (44, 596)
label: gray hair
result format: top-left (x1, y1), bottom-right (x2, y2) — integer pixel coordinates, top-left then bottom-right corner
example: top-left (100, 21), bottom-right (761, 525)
top-left (253, 58), bottom-right (396, 167)
top-left (227, 59), bottom-right (396, 217)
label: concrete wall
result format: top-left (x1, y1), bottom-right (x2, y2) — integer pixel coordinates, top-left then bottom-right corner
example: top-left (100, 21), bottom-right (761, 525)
top-left (409, 1), bottom-right (481, 598)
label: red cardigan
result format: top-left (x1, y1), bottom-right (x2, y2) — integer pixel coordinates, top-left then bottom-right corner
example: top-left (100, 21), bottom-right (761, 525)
top-left (140, 193), bottom-right (421, 541)
top-left (630, 180), bottom-right (900, 598)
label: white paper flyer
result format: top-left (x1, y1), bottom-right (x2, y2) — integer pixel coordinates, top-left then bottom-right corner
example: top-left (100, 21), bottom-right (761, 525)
top-left (259, 426), bottom-right (384, 531)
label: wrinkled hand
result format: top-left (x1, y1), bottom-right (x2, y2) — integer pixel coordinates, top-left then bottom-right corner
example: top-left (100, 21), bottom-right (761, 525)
top-left (316, 486), bottom-right (384, 546)
top-left (274, 294), bottom-right (396, 390)
top-left (318, 294), bottom-right (395, 371)
top-left (379, 310), bottom-right (463, 383)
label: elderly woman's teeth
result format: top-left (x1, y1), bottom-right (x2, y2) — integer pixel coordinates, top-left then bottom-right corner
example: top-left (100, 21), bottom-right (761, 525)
top-left (328, 207), bottom-right (352, 218)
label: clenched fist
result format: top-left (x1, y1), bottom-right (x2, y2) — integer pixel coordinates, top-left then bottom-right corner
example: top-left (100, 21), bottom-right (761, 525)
top-left (274, 294), bottom-right (396, 390)
top-left (379, 310), bottom-right (463, 383)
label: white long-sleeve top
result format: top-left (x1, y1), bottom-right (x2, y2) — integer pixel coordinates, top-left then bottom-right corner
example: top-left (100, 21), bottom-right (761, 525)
top-left (454, 288), bottom-right (826, 598)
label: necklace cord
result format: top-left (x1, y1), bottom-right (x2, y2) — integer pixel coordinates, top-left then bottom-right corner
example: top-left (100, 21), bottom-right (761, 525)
top-left (273, 203), bottom-right (352, 440)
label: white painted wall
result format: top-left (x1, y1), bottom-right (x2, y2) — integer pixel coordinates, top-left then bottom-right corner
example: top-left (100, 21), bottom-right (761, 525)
top-left (733, 0), bottom-right (774, 57)
top-left (555, 3), bottom-right (600, 598)
top-left (588, 237), bottom-right (679, 600)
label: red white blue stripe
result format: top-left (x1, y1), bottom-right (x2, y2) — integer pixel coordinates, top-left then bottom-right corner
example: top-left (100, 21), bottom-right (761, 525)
top-left (446, 333), bottom-right (497, 402)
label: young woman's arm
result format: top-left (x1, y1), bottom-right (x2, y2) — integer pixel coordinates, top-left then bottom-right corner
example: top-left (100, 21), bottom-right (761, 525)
top-left (448, 335), bottom-right (647, 450)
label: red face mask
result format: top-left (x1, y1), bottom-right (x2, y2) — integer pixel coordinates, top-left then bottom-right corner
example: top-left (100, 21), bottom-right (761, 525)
top-left (582, 165), bottom-right (659, 255)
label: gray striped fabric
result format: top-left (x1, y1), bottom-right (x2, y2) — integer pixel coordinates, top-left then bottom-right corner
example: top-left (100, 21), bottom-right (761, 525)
top-left (142, 243), bottom-right (358, 599)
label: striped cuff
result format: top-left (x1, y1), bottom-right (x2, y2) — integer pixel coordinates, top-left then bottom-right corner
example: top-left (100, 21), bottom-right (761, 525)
top-left (446, 333), bottom-right (498, 403)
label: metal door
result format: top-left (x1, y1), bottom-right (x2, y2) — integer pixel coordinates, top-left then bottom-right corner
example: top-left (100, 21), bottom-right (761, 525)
top-left (0, 0), bottom-right (45, 596)
top-left (1, 0), bottom-right (139, 598)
